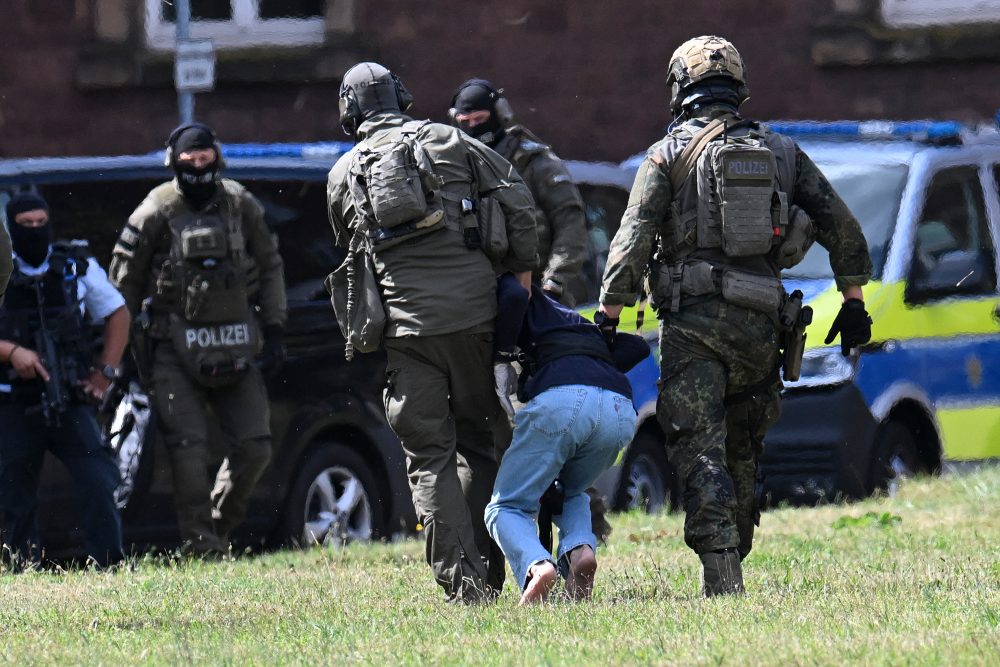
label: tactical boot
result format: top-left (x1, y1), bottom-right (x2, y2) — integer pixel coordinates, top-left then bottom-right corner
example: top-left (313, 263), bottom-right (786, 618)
top-left (699, 548), bottom-right (745, 597)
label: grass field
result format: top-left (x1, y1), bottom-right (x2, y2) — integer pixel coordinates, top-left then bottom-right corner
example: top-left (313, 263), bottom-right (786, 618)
top-left (2, 467), bottom-right (998, 666)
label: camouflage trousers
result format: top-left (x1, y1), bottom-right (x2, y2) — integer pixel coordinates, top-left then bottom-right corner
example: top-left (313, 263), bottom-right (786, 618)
top-left (656, 298), bottom-right (782, 558)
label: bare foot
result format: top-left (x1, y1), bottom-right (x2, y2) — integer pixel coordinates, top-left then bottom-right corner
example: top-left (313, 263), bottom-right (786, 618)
top-left (519, 561), bottom-right (557, 606)
top-left (565, 545), bottom-right (597, 601)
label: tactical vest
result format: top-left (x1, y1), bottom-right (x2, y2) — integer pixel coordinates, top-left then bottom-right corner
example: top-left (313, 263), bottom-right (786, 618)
top-left (0, 242), bottom-right (93, 399)
top-left (652, 118), bottom-right (799, 315)
top-left (156, 202), bottom-right (259, 387)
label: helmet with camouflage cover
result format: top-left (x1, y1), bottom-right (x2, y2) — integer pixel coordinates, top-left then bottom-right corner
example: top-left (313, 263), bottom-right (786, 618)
top-left (666, 36), bottom-right (749, 117)
top-left (338, 62), bottom-right (414, 136)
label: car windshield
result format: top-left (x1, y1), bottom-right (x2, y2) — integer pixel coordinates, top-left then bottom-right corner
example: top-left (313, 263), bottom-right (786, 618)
top-left (784, 162), bottom-right (909, 281)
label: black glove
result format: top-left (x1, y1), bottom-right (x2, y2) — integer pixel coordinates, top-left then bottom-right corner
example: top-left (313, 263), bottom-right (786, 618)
top-left (593, 311), bottom-right (619, 347)
top-left (824, 299), bottom-right (872, 356)
top-left (261, 324), bottom-right (287, 376)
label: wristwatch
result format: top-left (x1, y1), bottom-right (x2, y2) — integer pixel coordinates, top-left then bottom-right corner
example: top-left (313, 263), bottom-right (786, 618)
top-left (98, 364), bottom-right (123, 381)
top-left (593, 311), bottom-right (620, 328)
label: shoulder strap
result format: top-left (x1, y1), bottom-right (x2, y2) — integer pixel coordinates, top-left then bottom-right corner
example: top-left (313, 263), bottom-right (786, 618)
top-left (669, 118), bottom-right (727, 193)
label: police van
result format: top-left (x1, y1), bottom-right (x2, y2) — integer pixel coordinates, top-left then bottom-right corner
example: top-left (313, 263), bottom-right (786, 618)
top-left (0, 142), bottom-right (639, 555)
top-left (596, 119), bottom-right (1000, 510)
top-left (764, 119), bottom-right (1000, 503)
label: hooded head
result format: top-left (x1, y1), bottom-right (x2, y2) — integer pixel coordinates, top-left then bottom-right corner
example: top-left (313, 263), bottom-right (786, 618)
top-left (165, 122), bottom-right (223, 205)
top-left (448, 78), bottom-right (513, 147)
top-left (6, 192), bottom-right (53, 267)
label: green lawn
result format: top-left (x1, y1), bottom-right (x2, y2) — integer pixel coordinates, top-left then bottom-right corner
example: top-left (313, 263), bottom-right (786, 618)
top-left (2, 467), bottom-right (998, 666)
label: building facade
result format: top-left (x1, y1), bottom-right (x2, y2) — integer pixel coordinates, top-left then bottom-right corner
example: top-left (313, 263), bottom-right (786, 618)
top-left (2, 0), bottom-right (1000, 161)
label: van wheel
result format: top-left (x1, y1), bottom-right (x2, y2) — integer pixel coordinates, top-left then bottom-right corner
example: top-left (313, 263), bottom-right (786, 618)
top-left (868, 420), bottom-right (923, 496)
top-left (280, 442), bottom-right (385, 547)
top-left (614, 432), bottom-right (673, 513)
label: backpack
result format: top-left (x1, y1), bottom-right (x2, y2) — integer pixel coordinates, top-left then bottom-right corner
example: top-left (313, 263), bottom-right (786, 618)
top-left (348, 120), bottom-right (446, 249)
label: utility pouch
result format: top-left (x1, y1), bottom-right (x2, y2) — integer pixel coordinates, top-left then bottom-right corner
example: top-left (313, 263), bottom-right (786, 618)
top-left (326, 228), bottom-right (386, 360)
top-left (364, 142), bottom-right (428, 229)
top-left (770, 204), bottom-right (815, 269)
top-left (168, 312), bottom-right (258, 388)
top-left (720, 270), bottom-right (784, 313)
top-left (475, 195), bottom-right (509, 263)
top-left (180, 225), bottom-right (227, 261)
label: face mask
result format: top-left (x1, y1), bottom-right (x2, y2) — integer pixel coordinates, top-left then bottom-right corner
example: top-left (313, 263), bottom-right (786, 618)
top-left (458, 115), bottom-right (504, 147)
top-left (10, 222), bottom-right (53, 267)
top-left (175, 162), bottom-right (219, 204)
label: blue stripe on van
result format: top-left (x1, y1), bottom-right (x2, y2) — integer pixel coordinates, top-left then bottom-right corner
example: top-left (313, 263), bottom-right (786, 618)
top-left (855, 335), bottom-right (1000, 406)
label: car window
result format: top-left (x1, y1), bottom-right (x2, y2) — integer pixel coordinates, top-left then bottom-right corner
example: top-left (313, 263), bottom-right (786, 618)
top-left (784, 163), bottom-right (908, 281)
top-left (907, 165), bottom-right (996, 302)
top-left (240, 179), bottom-right (342, 301)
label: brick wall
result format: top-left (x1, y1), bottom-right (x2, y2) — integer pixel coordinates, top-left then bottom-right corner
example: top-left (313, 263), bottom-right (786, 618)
top-left (2, 0), bottom-right (1000, 161)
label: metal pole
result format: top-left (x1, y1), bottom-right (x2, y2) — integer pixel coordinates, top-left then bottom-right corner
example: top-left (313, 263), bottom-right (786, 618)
top-left (176, 0), bottom-right (194, 124)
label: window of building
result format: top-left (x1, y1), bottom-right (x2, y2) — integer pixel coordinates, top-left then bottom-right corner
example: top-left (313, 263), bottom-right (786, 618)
top-left (882, 0), bottom-right (1000, 28)
top-left (145, 0), bottom-right (325, 51)
top-left (907, 166), bottom-right (997, 302)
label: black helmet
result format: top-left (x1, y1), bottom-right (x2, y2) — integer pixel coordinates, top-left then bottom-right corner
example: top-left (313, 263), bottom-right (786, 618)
top-left (338, 62), bottom-right (414, 136)
top-left (448, 78), bottom-right (513, 147)
top-left (666, 36), bottom-right (749, 117)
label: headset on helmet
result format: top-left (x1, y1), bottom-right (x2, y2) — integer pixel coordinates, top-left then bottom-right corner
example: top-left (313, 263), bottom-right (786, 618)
top-left (338, 62), bottom-right (414, 136)
top-left (163, 122), bottom-right (224, 169)
top-left (447, 79), bottom-right (514, 126)
top-left (666, 35), bottom-right (749, 117)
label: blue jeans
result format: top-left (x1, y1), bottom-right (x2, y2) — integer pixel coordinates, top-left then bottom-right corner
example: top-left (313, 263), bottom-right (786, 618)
top-left (485, 385), bottom-right (637, 590)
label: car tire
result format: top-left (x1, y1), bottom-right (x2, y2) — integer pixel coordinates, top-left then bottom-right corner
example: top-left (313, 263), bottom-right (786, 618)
top-left (280, 442), bottom-right (385, 548)
top-left (613, 431), bottom-right (674, 513)
top-left (868, 419), bottom-right (922, 496)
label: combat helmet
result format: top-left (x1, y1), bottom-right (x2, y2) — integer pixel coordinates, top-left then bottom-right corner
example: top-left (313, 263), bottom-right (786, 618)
top-left (666, 36), bottom-right (749, 117)
top-left (338, 62), bottom-right (414, 136)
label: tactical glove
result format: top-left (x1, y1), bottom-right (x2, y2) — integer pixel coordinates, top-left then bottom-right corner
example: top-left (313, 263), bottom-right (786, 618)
top-left (261, 324), bottom-right (287, 376)
top-left (494, 361), bottom-right (518, 426)
top-left (593, 311), bottom-right (619, 347)
top-left (824, 299), bottom-right (872, 356)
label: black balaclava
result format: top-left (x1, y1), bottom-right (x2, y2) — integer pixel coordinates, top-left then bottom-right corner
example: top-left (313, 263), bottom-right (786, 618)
top-left (170, 124), bottom-right (220, 205)
top-left (6, 192), bottom-right (53, 267)
top-left (451, 80), bottom-right (505, 147)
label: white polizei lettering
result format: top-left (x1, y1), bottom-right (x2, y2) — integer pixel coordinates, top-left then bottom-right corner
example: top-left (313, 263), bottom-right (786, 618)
top-left (186, 323), bottom-right (252, 348)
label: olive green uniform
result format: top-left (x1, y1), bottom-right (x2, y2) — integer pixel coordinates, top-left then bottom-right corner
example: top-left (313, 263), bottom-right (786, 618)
top-left (328, 113), bottom-right (538, 602)
top-left (110, 179), bottom-right (287, 553)
top-left (600, 107), bottom-right (871, 558)
top-left (493, 125), bottom-right (587, 304)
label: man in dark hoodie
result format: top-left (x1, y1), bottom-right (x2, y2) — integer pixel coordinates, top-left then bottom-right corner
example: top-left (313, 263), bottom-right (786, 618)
top-left (485, 274), bottom-right (649, 604)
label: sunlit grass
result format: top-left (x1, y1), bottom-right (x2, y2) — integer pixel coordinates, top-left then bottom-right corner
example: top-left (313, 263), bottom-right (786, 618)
top-left (2, 468), bottom-right (998, 665)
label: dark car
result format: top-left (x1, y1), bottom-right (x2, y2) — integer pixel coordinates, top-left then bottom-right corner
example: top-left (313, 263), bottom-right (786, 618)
top-left (0, 143), bottom-right (641, 556)
top-left (0, 143), bottom-right (416, 555)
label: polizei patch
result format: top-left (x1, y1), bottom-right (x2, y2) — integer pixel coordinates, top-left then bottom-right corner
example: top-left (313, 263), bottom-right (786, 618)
top-left (724, 155), bottom-right (772, 179)
top-left (185, 323), bottom-right (252, 349)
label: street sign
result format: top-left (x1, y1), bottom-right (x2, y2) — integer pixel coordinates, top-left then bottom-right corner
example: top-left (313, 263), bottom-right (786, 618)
top-left (175, 39), bottom-right (216, 93)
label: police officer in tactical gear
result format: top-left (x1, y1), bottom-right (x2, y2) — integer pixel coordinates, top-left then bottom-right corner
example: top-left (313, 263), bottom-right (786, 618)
top-left (598, 36), bottom-right (873, 596)
top-left (449, 79), bottom-right (588, 306)
top-left (328, 62), bottom-right (539, 603)
top-left (0, 193), bottom-right (128, 569)
top-left (109, 123), bottom-right (288, 556)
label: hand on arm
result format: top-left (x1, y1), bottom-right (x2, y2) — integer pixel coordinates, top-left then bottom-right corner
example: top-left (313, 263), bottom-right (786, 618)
top-left (82, 305), bottom-right (130, 401)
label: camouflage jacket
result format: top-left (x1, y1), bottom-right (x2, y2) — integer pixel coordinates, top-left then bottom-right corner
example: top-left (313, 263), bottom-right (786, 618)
top-left (493, 125), bottom-right (587, 297)
top-left (109, 179), bottom-right (288, 328)
top-left (327, 113), bottom-right (539, 337)
top-left (601, 107), bottom-right (872, 309)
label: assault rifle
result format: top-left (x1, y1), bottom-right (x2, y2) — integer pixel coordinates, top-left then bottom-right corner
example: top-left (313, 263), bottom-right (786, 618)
top-left (27, 277), bottom-right (85, 427)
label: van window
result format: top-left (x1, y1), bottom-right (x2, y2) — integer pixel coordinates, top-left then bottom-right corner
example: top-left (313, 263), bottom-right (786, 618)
top-left (907, 166), bottom-right (996, 302)
top-left (241, 180), bottom-right (341, 301)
